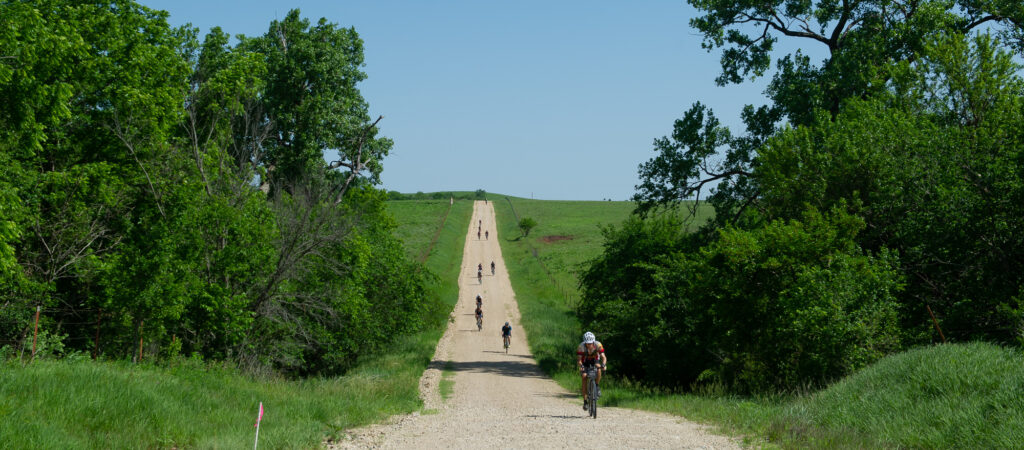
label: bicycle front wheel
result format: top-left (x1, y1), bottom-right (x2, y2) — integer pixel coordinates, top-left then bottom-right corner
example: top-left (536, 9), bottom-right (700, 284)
top-left (588, 377), bottom-right (598, 418)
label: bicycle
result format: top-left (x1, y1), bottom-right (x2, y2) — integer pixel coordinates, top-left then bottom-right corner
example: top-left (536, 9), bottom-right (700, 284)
top-left (476, 314), bottom-right (483, 331)
top-left (490, 261), bottom-right (495, 276)
top-left (477, 270), bottom-right (482, 284)
top-left (583, 364), bottom-right (602, 418)
top-left (503, 335), bottom-right (510, 353)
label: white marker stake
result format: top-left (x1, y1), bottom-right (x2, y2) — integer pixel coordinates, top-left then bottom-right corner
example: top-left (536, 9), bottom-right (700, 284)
top-left (254, 402), bottom-right (264, 450)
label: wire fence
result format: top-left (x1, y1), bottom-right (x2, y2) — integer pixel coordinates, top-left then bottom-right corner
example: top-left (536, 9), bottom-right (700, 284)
top-left (1, 305), bottom-right (150, 362)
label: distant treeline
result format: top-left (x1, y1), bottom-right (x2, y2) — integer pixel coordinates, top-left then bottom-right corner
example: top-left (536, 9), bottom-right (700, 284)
top-left (579, 2), bottom-right (1024, 393)
top-left (388, 189), bottom-right (487, 201)
top-left (0, 2), bottom-right (437, 377)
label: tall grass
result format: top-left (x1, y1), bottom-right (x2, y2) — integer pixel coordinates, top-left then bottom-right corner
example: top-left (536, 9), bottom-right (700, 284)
top-left (0, 197), bottom-right (473, 449)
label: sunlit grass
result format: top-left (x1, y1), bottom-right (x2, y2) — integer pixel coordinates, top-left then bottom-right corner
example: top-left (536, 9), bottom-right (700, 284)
top-left (440, 361), bottom-right (455, 401)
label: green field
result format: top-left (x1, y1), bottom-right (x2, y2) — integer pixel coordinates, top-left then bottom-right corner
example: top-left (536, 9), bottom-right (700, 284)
top-left (388, 198), bottom-right (459, 262)
top-left (490, 195), bottom-right (1024, 448)
top-left (0, 198), bottom-right (474, 449)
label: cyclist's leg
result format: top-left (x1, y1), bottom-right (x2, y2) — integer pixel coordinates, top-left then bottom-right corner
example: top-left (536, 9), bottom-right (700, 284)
top-left (580, 372), bottom-right (588, 407)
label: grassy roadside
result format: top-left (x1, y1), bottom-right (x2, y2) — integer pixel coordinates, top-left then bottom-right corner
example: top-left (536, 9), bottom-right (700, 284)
top-left (0, 337), bottom-right (433, 449)
top-left (0, 198), bottom-right (473, 449)
top-left (492, 195), bottom-right (1024, 448)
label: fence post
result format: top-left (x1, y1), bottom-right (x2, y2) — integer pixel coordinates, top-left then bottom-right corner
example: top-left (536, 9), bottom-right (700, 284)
top-left (136, 319), bottom-right (144, 363)
top-left (93, 308), bottom-right (102, 359)
top-left (31, 305), bottom-right (40, 360)
top-left (926, 305), bottom-right (947, 343)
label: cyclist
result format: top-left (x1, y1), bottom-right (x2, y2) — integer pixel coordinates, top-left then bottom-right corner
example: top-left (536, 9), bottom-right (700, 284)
top-left (501, 321), bottom-right (512, 350)
top-left (476, 294), bottom-right (482, 309)
top-left (485, 230), bottom-right (489, 240)
top-left (490, 261), bottom-right (495, 276)
top-left (474, 305), bottom-right (483, 330)
top-left (577, 331), bottom-right (607, 411)
top-left (477, 268), bottom-right (483, 283)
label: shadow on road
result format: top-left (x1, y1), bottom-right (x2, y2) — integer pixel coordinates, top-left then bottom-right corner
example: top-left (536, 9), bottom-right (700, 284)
top-left (447, 359), bottom-right (547, 378)
top-left (534, 391), bottom-right (578, 400)
top-left (523, 414), bottom-right (587, 420)
top-left (481, 351), bottom-right (533, 360)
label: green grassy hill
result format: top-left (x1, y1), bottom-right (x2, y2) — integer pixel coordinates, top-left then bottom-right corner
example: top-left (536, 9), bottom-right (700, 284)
top-left (0, 196), bottom-right (474, 449)
top-left (777, 342), bottom-right (1024, 447)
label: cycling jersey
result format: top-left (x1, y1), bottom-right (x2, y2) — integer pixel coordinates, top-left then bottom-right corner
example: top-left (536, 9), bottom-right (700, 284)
top-left (501, 325), bottom-right (512, 337)
top-left (577, 341), bottom-right (604, 365)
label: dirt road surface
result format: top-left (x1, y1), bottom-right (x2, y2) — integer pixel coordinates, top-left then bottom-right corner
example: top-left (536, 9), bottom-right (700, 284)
top-left (330, 201), bottom-right (738, 449)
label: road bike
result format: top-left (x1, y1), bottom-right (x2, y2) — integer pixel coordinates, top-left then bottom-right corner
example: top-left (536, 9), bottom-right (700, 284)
top-left (583, 365), bottom-right (600, 418)
top-left (477, 270), bottom-right (482, 284)
top-left (476, 314), bottom-right (482, 331)
top-left (503, 335), bottom-right (510, 353)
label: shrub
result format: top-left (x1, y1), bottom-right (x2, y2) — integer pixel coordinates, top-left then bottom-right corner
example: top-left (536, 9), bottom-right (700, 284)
top-left (579, 207), bottom-right (903, 392)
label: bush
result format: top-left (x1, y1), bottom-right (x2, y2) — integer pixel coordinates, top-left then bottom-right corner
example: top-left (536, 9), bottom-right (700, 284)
top-left (579, 207), bottom-right (903, 392)
top-left (518, 217), bottom-right (537, 237)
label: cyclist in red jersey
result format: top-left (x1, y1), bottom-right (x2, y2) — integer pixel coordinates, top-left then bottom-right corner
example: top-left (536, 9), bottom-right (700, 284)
top-left (577, 331), bottom-right (607, 410)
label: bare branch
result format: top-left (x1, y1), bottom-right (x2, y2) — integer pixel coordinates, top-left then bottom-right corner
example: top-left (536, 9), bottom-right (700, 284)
top-left (769, 11), bottom-right (831, 47)
top-left (963, 15), bottom-right (1005, 31)
top-left (107, 111), bottom-right (165, 218)
top-left (333, 115), bottom-right (383, 204)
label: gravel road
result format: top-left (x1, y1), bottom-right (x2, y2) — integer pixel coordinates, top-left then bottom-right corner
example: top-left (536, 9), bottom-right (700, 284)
top-left (330, 201), bottom-right (738, 449)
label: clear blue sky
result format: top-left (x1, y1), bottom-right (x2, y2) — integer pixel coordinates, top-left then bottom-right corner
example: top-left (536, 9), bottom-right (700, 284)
top-left (143, 0), bottom-right (795, 200)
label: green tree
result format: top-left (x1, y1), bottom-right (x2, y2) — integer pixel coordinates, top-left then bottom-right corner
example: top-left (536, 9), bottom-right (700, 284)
top-left (591, 0), bottom-right (1024, 392)
top-left (237, 10), bottom-right (391, 194)
top-left (636, 0), bottom-right (1023, 219)
top-left (1, 2), bottom-right (433, 375)
top-left (518, 217), bottom-right (537, 237)
top-left (754, 34), bottom-right (1024, 343)
top-left (0, 0), bottom-right (196, 355)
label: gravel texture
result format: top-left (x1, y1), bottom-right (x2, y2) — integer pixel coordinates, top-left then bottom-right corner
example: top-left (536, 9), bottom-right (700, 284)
top-left (330, 201), bottom-right (739, 449)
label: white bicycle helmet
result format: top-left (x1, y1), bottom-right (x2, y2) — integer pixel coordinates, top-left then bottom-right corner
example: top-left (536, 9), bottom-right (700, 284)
top-left (583, 331), bottom-right (596, 344)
